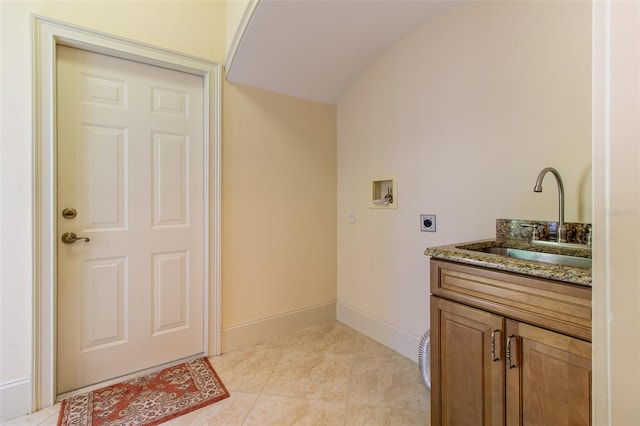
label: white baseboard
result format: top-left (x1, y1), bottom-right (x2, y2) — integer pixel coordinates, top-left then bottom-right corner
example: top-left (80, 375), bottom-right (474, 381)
top-left (221, 301), bottom-right (336, 353)
top-left (1, 378), bottom-right (31, 422)
top-left (337, 301), bottom-right (421, 363)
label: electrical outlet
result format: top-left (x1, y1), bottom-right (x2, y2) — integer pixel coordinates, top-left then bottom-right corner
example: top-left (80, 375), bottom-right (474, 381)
top-left (420, 214), bottom-right (436, 232)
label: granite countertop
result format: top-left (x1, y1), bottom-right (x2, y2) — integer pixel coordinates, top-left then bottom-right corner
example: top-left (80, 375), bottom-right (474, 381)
top-left (424, 239), bottom-right (592, 286)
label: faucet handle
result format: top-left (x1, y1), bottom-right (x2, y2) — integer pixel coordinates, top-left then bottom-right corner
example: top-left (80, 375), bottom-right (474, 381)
top-left (520, 223), bottom-right (541, 241)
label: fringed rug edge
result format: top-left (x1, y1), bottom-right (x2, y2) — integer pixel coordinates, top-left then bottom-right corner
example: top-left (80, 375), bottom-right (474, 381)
top-left (56, 357), bottom-right (230, 426)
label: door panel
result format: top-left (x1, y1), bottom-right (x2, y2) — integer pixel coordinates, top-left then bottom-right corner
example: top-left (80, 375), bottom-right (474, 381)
top-left (83, 125), bottom-right (127, 229)
top-left (56, 45), bottom-right (205, 394)
top-left (431, 296), bottom-right (505, 426)
top-left (506, 321), bottom-right (591, 426)
top-left (82, 256), bottom-right (127, 349)
top-left (152, 250), bottom-right (189, 334)
top-left (153, 132), bottom-right (188, 226)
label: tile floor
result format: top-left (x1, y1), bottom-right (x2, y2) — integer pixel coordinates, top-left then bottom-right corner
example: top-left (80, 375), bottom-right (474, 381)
top-left (6, 322), bottom-right (431, 425)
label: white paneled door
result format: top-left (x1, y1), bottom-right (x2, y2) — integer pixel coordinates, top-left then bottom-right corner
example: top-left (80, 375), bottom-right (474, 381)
top-left (56, 46), bottom-right (205, 394)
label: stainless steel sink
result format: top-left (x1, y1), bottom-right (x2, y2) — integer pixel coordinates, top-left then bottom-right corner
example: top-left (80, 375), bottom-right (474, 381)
top-left (472, 246), bottom-right (591, 269)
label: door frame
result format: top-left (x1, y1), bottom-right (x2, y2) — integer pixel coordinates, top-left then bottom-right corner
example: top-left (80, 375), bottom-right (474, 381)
top-left (32, 15), bottom-right (221, 410)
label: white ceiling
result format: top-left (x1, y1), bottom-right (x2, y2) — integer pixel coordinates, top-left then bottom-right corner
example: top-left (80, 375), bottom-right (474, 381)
top-left (226, 0), bottom-right (464, 105)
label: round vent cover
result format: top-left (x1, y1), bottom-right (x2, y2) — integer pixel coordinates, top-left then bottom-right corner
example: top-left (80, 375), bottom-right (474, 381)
top-left (418, 329), bottom-right (431, 391)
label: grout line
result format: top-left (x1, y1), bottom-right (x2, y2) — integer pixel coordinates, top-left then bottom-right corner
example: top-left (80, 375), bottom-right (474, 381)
top-left (239, 392), bottom-right (261, 426)
top-left (240, 347), bottom-right (280, 425)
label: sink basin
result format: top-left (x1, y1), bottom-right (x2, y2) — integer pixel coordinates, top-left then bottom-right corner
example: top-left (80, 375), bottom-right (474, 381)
top-left (471, 246), bottom-right (592, 269)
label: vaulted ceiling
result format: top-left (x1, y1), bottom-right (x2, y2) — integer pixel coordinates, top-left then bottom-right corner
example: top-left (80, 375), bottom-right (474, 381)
top-left (226, 0), bottom-right (464, 104)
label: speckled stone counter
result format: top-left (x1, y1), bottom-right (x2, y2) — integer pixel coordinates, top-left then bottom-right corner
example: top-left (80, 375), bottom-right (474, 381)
top-left (424, 239), bottom-right (592, 286)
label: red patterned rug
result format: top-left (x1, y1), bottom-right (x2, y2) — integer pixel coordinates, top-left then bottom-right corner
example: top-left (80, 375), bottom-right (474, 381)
top-left (57, 357), bottom-right (229, 425)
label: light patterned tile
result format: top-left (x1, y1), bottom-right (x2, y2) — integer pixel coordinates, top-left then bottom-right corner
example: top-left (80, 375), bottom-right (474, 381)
top-left (243, 394), bottom-right (346, 426)
top-left (274, 322), bottom-right (360, 355)
top-left (345, 403), bottom-right (430, 426)
top-left (208, 343), bottom-right (282, 393)
top-left (262, 350), bottom-right (353, 402)
top-left (349, 334), bottom-right (430, 411)
top-left (4, 323), bottom-right (435, 425)
top-left (162, 391), bottom-right (258, 425)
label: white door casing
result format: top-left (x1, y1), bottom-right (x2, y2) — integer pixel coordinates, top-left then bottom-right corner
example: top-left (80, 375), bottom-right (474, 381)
top-left (34, 16), bottom-right (221, 409)
top-left (56, 45), bottom-right (205, 394)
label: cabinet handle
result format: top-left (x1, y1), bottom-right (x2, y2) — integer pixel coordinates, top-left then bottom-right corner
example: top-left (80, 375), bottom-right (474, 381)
top-left (491, 329), bottom-right (500, 362)
top-left (506, 334), bottom-right (517, 369)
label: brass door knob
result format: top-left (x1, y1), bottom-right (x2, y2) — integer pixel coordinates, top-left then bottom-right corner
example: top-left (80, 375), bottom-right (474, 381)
top-left (61, 232), bottom-right (90, 244)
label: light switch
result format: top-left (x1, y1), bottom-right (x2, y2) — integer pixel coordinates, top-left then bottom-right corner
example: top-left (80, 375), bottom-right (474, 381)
top-left (348, 209), bottom-right (356, 224)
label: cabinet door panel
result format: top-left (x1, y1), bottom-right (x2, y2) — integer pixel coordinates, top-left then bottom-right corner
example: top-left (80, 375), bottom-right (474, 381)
top-left (431, 296), bottom-right (505, 426)
top-left (507, 320), bottom-right (591, 426)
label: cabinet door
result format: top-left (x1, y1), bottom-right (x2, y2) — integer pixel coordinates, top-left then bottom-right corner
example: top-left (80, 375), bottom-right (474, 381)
top-left (506, 320), bottom-right (591, 426)
top-left (431, 296), bottom-right (505, 426)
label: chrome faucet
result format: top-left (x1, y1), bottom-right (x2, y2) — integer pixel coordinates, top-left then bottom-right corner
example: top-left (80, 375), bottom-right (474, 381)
top-left (533, 167), bottom-right (567, 243)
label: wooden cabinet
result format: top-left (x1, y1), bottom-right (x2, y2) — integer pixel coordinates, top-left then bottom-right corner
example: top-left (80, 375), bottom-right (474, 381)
top-left (431, 297), bottom-right (505, 425)
top-left (505, 320), bottom-right (591, 425)
top-left (430, 259), bottom-right (592, 426)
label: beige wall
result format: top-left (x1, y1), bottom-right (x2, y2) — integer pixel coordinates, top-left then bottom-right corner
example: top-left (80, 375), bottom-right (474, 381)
top-left (223, 0), bottom-right (338, 345)
top-left (38, 1), bottom-right (226, 61)
top-left (225, 0), bottom-right (252, 56)
top-left (221, 81), bottom-right (337, 331)
top-left (337, 1), bottom-right (592, 360)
